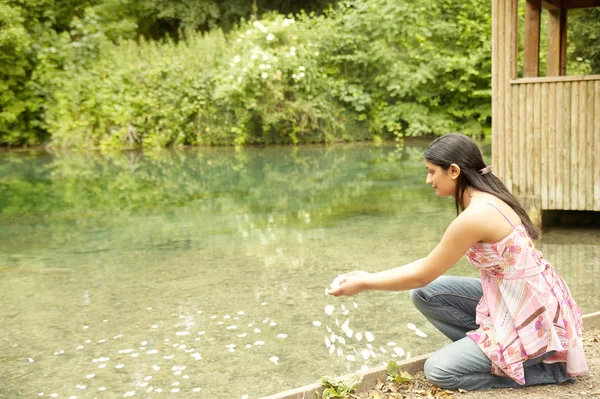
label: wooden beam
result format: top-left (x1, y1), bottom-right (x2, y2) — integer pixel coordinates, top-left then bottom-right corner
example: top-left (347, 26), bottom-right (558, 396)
top-left (560, 9), bottom-right (567, 75)
top-left (547, 6), bottom-right (567, 76)
top-left (542, 0), bottom-right (561, 11)
top-left (564, 0), bottom-right (600, 8)
top-left (524, 0), bottom-right (542, 77)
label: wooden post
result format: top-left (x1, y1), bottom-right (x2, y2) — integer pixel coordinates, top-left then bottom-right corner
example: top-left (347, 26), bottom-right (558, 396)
top-left (547, 5), bottom-right (568, 76)
top-left (524, 0), bottom-right (542, 77)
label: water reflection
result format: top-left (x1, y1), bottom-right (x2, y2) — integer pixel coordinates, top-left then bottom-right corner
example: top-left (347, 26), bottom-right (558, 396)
top-left (0, 141), bottom-right (598, 398)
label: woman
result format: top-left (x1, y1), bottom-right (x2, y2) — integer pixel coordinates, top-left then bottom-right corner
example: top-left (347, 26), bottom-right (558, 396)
top-left (328, 133), bottom-right (588, 391)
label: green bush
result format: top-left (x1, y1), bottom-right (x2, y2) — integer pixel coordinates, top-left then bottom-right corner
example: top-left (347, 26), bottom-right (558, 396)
top-left (44, 0), bottom-right (493, 148)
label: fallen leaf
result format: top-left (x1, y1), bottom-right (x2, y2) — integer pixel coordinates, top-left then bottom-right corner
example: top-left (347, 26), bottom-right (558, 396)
top-left (374, 380), bottom-right (384, 390)
top-left (458, 388), bottom-right (468, 393)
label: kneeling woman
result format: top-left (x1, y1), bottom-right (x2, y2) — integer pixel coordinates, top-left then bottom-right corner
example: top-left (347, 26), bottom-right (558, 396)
top-left (328, 133), bottom-right (588, 391)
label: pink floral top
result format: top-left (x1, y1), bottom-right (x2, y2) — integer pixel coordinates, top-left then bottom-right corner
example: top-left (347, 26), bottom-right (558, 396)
top-left (465, 204), bottom-right (588, 384)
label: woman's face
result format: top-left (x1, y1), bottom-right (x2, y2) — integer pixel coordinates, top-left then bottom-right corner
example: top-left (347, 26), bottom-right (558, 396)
top-left (425, 160), bottom-right (457, 197)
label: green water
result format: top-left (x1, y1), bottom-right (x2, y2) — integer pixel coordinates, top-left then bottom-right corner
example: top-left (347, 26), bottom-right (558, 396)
top-left (1, 141), bottom-right (598, 399)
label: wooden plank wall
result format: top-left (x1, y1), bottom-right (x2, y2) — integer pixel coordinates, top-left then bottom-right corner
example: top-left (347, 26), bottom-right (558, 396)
top-left (503, 79), bottom-right (600, 212)
top-left (492, 0), bottom-right (600, 218)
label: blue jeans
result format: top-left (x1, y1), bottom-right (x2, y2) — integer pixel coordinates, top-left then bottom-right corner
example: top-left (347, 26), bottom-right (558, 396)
top-left (410, 276), bottom-right (573, 391)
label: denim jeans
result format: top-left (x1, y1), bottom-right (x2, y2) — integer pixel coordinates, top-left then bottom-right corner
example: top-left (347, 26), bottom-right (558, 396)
top-left (410, 275), bottom-right (573, 391)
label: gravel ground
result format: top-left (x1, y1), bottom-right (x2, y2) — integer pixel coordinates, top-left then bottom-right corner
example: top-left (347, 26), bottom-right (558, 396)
top-left (353, 328), bottom-right (600, 399)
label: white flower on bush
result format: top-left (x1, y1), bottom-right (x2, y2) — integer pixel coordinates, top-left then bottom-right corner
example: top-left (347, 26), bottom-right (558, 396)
top-left (266, 33), bottom-right (275, 41)
top-left (262, 54), bottom-right (269, 61)
top-left (299, 72), bottom-right (305, 78)
top-left (253, 20), bottom-right (267, 32)
top-left (282, 18), bottom-right (295, 27)
top-left (251, 54), bottom-right (258, 60)
top-left (261, 73), bottom-right (268, 79)
top-left (233, 56), bottom-right (241, 64)
top-left (298, 66), bottom-right (305, 71)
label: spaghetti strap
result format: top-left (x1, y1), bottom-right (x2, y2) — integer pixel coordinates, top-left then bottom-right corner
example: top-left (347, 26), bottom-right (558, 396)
top-left (485, 201), bottom-right (516, 229)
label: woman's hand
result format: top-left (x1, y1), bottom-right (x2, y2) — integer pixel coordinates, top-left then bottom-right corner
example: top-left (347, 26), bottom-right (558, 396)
top-left (327, 271), bottom-right (371, 297)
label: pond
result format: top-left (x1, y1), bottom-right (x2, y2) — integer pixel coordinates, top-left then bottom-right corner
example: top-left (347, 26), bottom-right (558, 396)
top-left (1, 140), bottom-right (599, 399)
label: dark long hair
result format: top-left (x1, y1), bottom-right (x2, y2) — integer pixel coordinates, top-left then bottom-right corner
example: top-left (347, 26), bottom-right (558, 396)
top-left (424, 133), bottom-right (540, 239)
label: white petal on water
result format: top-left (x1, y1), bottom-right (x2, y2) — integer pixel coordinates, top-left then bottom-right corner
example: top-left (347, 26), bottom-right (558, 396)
top-left (144, 376), bottom-right (153, 381)
top-left (277, 334), bottom-right (287, 339)
top-left (38, 393), bottom-right (43, 396)
top-left (360, 364), bottom-right (369, 373)
top-left (261, 302), bottom-right (268, 306)
top-left (164, 355), bottom-right (174, 359)
top-left (123, 391), bottom-right (135, 397)
top-left (393, 347), bottom-right (405, 357)
top-left (343, 310), bottom-right (350, 315)
top-left (86, 373), bottom-right (95, 379)
top-left (131, 353), bottom-right (139, 357)
top-left (346, 354), bottom-right (356, 361)
top-left (312, 321), bottom-right (321, 327)
top-left (366, 344), bottom-right (373, 349)
top-left (341, 304), bottom-right (347, 312)
top-left (210, 315), bottom-right (217, 319)
top-left (269, 321), bottom-right (277, 327)
top-left (269, 356), bottom-right (279, 364)
top-left (218, 322), bottom-right (224, 325)
top-left (361, 350), bottom-right (370, 360)
top-left (238, 333), bottom-right (247, 338)
top-left (337, 336), bottom-right (346, 346)
top-left (75, 385), bottom-right (86, 389)
top-left (98, 364), bottom-right (107, 368)
top-left (146, 387), bottom-right (153, 393)
top-left (407, 322), bottom-right (416, 330)
top-left (355, 332), bottom-right (363, 341)
top-left (337, 347), bottom-right (343, 357)
top-left (254, 341), bottom-right (265, 346)
top-left (370, 349), bottom-right (377, 358)
top-left (380, 347), bottom-right (387, 353)
top-left (254, 328), bottom-right (261, 333)
top-left (224, 315), bottom-right (231, 319)
top-left (329, 344), bottom-right (336, 354)
top-left (406, 352), bottom-right (411, 359)
top-left (116, 364), bottom-right (124, 369)
top-left (119, 349), bottom-right (134, 354)
top-left (365, 331), bottom-right (375, 342)
top-left (238, 311), bottom-right (245, 315)
top-left (353, 302), bottom-right (359, 309)
top-left (99, 387), bottom-right (106, 391)
top-left (325, 337), bottom-right (331, 348)
top-left (198, 331), bottom-right (205, 335)
top-left (153, 365), bottom-right (160, 371)
top-left (147, 307), bottom-right (152, 310)
top-left (155, 388), bottom-right (163, 393)
top-left (242, 396), bottom-right (249, 399)
top-left (245, 344), bottom-right (252, 349)
top-left (193, 387), bottom-right (201, 392)
top-left (345, 329), bottom-right (353, 338)
top-left (226, 325), bottom-right (237, 330)
top-left (225, 344), bottom-right (236, 349)
top-left (85, 340), bottom-right (91, 343)
top-left (330, 333), bottom-right (337, 343)
top-left (171, 388), bottom-right (180, 393)
top-left (415, 329), bottom-right (428, 338)
top-left (335, 319), bottom-right (340, 327)
top-left (76, 346), bottom-right (84, 350)
top-left (146, 349), bottom-right (158, 354)
top-left (387, 341), bottom-right (396, 347)
top-left (176, 331), bottom-right (190, 336)
top-left (324, 305), bottom-right (335, 315)
top-left (172, 382), bottom-right (180, 386)
top-left (28, 358), bottom-right (35, 363)
top-left (341, 319), bottom-right (350, 332)
top-left (325, 325), bottom-right (332, 333)
top-left (50, 394), bottom-right (58, 398)
top-left (69, 396), bottom-right (77, 399)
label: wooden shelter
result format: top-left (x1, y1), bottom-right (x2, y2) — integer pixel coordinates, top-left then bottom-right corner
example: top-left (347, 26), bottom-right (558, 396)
top-left (491, 0), bottom-right (600, 225)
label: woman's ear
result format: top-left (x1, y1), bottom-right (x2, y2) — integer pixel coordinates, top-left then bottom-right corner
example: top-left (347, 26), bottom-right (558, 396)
top-left (448, 163), bottom-right (461, 180)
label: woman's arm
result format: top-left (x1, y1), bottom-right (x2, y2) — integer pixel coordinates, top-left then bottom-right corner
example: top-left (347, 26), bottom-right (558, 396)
top-left (329, 208), bottom-right (486, 296)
